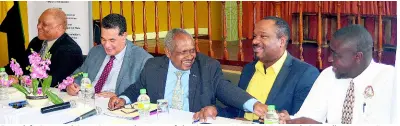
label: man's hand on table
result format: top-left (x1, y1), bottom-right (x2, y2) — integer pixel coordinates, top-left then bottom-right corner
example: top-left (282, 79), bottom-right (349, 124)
top-left (278, 110), bottom-right (291, 124)
top-left (193, 105), bottom-right (217, 122)
top-left (66, 83), bottom-right (80, 96)
top-left (108, 96), bottom-right (126, 110)
top-left (253, 102), bottom-right (268, 118)
top-left (96, 92), bottom-right (117, 98)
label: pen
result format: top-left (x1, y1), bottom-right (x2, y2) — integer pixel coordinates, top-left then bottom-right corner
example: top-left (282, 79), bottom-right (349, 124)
top-left (363, 102), bottom-right (366, 113)
top-left (192, 119), bottom-right (200, 124)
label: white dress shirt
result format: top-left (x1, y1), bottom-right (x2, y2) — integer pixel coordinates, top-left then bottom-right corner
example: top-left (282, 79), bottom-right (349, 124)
top-left (92, 46), bottom-right (126, 93)
top-left (293, 60), bottom-right (396, 124)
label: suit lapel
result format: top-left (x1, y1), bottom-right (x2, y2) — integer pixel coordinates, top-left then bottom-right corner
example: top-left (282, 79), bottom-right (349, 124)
top-left (90, 47), bottom-right (106, 81)
top-left (266, 54), bottom-right (293, 104)
top-left (239, 62), bottom-right (256, 90)
top-left (48, 33), bottom-right (66, 54)
top-left (115, 42), bottom-right (132, 90)
top-left (188, 59), bottom-right (200, 111)
top-left (156, 56), bottom-right (169, 100)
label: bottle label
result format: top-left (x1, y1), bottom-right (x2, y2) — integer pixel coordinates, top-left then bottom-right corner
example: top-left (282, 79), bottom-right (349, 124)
top-left (85, 83), bottom-right (92, 88)
top-left (138, 101), bottom-right (150, 110)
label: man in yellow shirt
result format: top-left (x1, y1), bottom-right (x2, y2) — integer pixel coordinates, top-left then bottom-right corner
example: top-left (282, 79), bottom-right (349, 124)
top-left (219, 16), bottom-right (320, 121)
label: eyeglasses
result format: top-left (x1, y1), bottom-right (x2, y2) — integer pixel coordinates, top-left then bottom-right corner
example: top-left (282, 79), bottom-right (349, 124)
top-left (173, 49), bottom-right (196, 56)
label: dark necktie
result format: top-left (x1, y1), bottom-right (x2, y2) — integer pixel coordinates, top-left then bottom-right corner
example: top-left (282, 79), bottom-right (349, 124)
top-left (94, 56), bottom-right (115, 93)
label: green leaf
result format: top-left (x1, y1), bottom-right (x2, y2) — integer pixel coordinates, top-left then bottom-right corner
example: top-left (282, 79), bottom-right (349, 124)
top-left (45, 91), bottom-right (64, 105)
top-left (32, 79), bottom-right (39, 96)
top-left (42, 76), bottom-right (52, 94)
top-left (11, 84), bottom-right (29, 96)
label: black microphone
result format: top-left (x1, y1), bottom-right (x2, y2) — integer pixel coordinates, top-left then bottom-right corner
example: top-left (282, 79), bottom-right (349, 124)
top-left (41, 100), bottom-right (76, 114)
top-left (64, 107), bottom-right (102, 124)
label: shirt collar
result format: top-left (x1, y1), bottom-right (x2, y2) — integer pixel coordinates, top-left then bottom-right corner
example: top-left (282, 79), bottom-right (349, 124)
top-left (352, 59), bottom-right (376, 84)
top-left (46, 38), bottom-right (58, 44)
top-left (255, 51), bottom-right (287, 75)
top-left (168, 60), bottom-right (190, 74)
top-left (111, 45), bottom-right (127, 61)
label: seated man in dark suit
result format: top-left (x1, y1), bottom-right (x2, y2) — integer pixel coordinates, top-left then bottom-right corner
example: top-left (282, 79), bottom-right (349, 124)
top-left (108, 28), bottom-right (269, 122)
top-left (5, 8), bottom-right (83, 87)
top-left (219, 16), bottom-right (320, 121)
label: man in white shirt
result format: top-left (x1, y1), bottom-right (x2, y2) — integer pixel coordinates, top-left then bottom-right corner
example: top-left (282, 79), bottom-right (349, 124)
top-left (279, 25), bottom-right (396, 124)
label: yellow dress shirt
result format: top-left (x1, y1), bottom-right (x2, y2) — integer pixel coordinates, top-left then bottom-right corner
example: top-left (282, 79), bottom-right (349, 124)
top-left (244, 51), bottom-right (287, 120)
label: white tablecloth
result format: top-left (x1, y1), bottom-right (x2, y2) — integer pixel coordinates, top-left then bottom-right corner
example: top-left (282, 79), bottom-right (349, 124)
top-left (0, 88), bottom-right (249, 124)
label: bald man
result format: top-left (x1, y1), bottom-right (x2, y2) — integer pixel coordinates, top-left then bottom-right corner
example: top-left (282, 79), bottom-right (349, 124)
top-left (5, 8), bottom-right (83, 87)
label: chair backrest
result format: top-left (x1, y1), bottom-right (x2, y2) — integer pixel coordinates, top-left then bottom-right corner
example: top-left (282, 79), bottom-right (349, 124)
top-left (93, 20), bottom-right (101, 45)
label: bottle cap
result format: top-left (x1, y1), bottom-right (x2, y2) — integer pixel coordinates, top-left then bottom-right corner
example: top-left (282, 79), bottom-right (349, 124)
top-left (140, 89), bottom-right (147, 94)
top-left (82, 73), bottom-right (88, 78)
top-left (0, 68), bottom-right (5, 72)
top-left (268, 105), bottom-right (276, 110)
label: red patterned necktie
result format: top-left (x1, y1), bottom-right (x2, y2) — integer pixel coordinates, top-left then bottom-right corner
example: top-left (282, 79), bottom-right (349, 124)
top-left (94, 56), bottom-right (115, 93)
top-left (341, 80), bottom-right (355, 124)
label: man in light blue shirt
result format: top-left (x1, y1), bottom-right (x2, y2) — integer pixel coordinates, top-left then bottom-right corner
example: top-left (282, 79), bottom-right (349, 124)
top-left (109, 28), bottom-right (267, 122)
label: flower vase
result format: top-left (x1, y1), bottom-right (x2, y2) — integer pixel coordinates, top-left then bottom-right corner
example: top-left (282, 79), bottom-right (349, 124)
top-left (26, 95), bottom-right (49, 108)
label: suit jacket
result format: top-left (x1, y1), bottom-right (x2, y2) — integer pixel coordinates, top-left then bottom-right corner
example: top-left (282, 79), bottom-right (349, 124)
top-left (73, 41), bottom-right (152, 95)
top-left (219, 53), bottom-right (320, 118)
top-left (120, 53), bottom-right (254, 112)
top-left (5, 33), bottom-right (83, 87)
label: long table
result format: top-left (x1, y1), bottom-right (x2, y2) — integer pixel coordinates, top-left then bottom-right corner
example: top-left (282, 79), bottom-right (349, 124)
top-left (0, 88), bottom-right (248, 124)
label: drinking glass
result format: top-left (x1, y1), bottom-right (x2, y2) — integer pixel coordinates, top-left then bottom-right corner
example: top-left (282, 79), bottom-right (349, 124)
top-left (157, 99), bottom-right (168, 119)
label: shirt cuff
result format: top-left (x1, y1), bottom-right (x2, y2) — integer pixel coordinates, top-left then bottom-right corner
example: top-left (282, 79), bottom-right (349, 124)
top-left (119, 95), bottom-right (131, 104)
top-left (243, 98), bottom-right (258, 112)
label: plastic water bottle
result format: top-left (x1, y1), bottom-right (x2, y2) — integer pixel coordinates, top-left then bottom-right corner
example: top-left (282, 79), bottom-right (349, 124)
top-left (0, 76), bottom-right (9, 100)
top-left (264, 105), bottom-right (279, 124)
top-left (0, 68), bottom-right (8, 83)
top-left (80, 73), bottom-right (94, 108)
top-left (137, 88), bottom-right (150, 119)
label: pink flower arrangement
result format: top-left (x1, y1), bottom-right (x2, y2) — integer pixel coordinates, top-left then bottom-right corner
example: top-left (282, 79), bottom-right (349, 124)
top-left (58, 76), bottom-right (74, 91)
top-left (28, 51), bottom-right (51, 79)
top-left (22, 75), bottom-right (32, 87)
top-left (57, 72), bottom-right (83, 91)
top-left (8, 49), bottom-right (64, 104)
top-left (37, 88), bottom-right (42, 95)
top-left (10, 58), bottom-right (23, 77)
top-left (0, 78), bottom-right (13, 87)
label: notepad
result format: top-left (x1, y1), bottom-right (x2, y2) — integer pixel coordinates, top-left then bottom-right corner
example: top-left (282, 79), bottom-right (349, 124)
top-left (109, 103), bottom-right (157, 118)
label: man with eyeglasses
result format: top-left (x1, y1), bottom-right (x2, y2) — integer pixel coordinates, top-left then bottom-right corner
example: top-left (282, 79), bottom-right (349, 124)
top-left (108, 28), bottom-right (269, 122)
